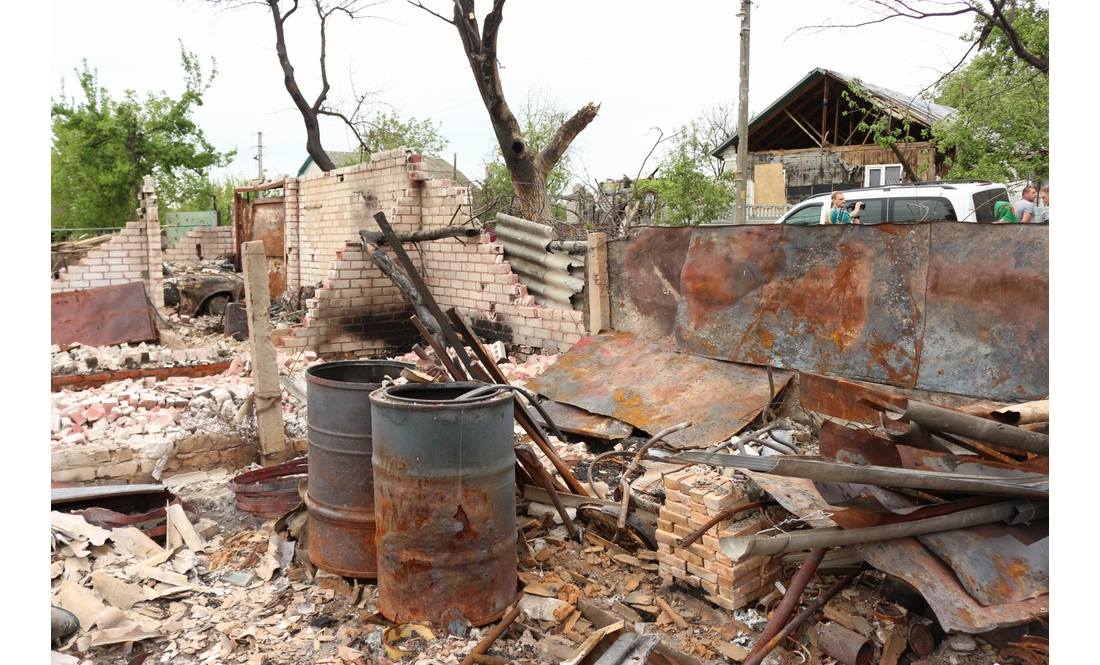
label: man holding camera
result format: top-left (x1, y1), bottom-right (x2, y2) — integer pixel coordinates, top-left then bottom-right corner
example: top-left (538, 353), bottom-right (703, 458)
top-left (828, 191), bottom-right (862, 224)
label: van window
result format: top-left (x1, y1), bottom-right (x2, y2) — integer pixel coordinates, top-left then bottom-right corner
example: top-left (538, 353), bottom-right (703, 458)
top-left (890, 197), bottom-right (957, 222)
top-left (972, 188), bottom-right (1009, 223)
top-left (784, 203), bottom-right (823, 225)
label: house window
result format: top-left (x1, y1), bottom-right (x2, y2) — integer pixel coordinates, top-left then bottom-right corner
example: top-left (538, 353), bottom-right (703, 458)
top-left (865, 164), bottom-right (903, 187)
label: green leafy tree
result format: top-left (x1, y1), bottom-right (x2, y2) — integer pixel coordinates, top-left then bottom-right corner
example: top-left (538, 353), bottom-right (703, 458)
top-left (634, 120), bottom-right (736, 226)
top-left (354, 110), bottom-right (449, 157)
top-left (475, 96), bottom-right (575, 224)
top-left (51, 42), bottom-right (235, 229)
top-left (176, 174), bottom-right (252, 225)
top-left (931, 1), bottom-right (1048, 182)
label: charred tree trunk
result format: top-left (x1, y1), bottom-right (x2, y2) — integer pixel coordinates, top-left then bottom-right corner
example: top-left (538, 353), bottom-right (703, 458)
top-left (268, 0), bottom-right (336, 172)
top-left (416, 0), bottom-right (599, 229)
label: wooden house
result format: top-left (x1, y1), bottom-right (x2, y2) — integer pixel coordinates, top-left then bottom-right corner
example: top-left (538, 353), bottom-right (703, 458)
top-left (711, 68), bottom-right (957, 207)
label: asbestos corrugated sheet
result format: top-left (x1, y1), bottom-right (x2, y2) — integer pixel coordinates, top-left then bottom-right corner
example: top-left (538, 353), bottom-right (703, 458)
top-left (493, 213), bottom-right (585, 310)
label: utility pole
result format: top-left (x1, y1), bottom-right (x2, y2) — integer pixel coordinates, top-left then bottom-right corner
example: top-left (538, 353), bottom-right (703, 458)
top-left (735, 0), bottom-right (751, 225)
top-left (255, 132), bottom-right (265, 182)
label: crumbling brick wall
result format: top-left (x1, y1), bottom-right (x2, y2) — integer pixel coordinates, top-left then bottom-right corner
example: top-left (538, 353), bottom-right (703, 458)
top-left (163, 226), bottom-right (236, 263)
top-left (281, 148), bottom-right (587, 359)
top-left (52, 176), bottom-right (165, 309)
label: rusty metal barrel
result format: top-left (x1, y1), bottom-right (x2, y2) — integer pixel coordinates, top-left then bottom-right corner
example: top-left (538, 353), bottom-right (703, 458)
top-left (304, 360), bottom-right (411, 578)
top-left (370, 383), bottom-right (517, 627)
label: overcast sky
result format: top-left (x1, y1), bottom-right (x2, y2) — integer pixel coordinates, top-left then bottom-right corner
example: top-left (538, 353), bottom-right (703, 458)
top-left (51, 0), bottom-right (980, 186)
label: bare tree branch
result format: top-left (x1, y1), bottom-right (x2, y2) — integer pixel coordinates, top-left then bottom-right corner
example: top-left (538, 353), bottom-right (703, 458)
top-left (798, 1), bottom-right (1046, 75)
top-left (412, 0), bottom-right (598, 229)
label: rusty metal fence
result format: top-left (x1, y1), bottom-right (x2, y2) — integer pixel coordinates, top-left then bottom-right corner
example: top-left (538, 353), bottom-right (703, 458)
top-left (610, 223), bottom-right (1048, 402)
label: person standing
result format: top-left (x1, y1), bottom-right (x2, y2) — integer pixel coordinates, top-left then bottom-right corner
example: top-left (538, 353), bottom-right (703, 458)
top-left (828, 191), bottom-right (862, 224)
top-left (1037, 186), bottom-right (1049, 224)
top-left (1014, 185), bottom-right (1037, 224)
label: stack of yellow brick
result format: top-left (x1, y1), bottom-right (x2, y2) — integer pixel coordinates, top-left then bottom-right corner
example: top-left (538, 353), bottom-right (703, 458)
top-left (656, 469), bottom-right (784, 611)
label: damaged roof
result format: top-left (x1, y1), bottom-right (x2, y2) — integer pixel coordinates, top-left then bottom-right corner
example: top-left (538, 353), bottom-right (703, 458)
top-left (711, 67), bottom-right (958, 156)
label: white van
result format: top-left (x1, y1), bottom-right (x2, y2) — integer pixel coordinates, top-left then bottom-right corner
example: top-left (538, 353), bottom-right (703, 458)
top-left (776, 182), bottom-right (1010, 225)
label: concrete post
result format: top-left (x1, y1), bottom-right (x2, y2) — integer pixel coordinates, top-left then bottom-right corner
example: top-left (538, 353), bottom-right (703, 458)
top-left (242, 240), bottom-right (287, 463)
top-left (586, 232), bottom-right (611, 334)
top-left (139, 175), bottom-right (165, 309)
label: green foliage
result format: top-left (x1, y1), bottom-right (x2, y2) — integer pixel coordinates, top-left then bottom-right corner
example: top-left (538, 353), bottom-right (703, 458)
top-left (51, 42), bottom-right (235, 229)
top-left (175, 174), bottom-right (251, 225)
top-left (356, 110), bottom-right (449, 158)
top-left (475, 98), bottom-right (573, 222)
top-left (634, 120), bottom-right (736, 226)
top-left (931, 1), bottom-right (1049, 182)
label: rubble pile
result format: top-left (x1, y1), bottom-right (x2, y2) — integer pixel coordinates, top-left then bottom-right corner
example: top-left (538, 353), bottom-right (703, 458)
top-left (51, 340), bottom-right (242, 376)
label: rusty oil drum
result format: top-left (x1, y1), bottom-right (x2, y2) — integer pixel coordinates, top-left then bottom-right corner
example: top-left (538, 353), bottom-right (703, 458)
top-left (370, 383), bottom-right (517, 627)
top-left (304, 360), bottom-right (410, 578)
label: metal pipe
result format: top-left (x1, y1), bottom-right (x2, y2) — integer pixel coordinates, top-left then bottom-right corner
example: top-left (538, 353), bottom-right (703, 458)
top-left (746, 547), bottom-right (827, 660)
top-left (673, 453), bottom-right (1050, 498)
top-left (515, 446), bottom-right (578, 541)
top-left (459, 604), bottom-right (522, 665)
top-left (743, 568), bottom-right (863, 665)
top-left (676, 500), bottom-right (776, 549)
top-left (616, 422), bottom-right (692, 541)
top-left (721, 499), bottom-right (1045, 560)
top-left (817, 621), bottom-right (873, 665)
top-left (898, 400), bottom-right (1049, 456)
top-left (709, 422), bottom-right (779, 453)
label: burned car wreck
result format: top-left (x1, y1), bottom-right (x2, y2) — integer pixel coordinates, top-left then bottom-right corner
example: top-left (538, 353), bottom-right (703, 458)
top-left (162, 263), bottom-right (244, 318)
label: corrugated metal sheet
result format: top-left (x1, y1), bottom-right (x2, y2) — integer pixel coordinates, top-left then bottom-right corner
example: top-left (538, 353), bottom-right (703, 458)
top-left (493, 213), bottom-right (585, 310)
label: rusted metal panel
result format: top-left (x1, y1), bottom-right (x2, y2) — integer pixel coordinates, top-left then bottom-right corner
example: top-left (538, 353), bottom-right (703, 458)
top-left (524, 331), bottom-right (790, 449)
top-left (251, 198), bottom-right (287, 297)
top-left (917, 224), bottom-right (1048, 401)
top-left (608, 224), bottom-right (1048, 402)
top-left (370, 383), bottom-right (517, 627)
top-left (818, 420), bottom-right (902, 468)
top-left (799, 372), bottom-right (909, 426)
top-left (532, 400), bottom-right (634, 440)
top-left (675, 224), bottom-right (928, 388)
top-left (234, 183), bottom-right (287, 298)
top-left (745, 471), bottom-right (1048, 633)
top-left (51, 282), bottom-right (157, 348)
top-left (917, 521), bottom-right (1048, 606)
top-left (304, 360), bottom-right (411, 579)
top-left (608, 227), bottom-right (695, 340)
